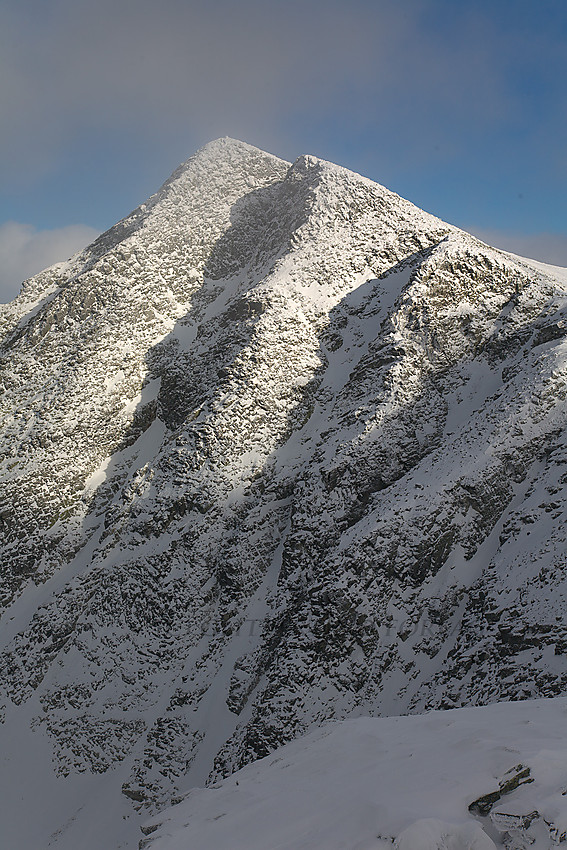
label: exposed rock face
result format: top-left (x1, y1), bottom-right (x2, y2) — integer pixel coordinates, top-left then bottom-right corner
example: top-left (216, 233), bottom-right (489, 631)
top-left (1, 138), bottom-right (567, 840)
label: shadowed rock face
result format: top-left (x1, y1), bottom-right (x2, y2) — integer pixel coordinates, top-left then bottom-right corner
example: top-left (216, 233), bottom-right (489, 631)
top-left (1, 138), bottom-right (567, 826)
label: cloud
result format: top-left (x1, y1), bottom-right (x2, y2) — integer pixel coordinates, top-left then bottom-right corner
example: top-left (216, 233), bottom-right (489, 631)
top-left (1, 0), bottom-right (565, 270)
top-left (0, 0), bottom-right (546, 184)
top-left (0, 222), bottom-right (100, 303)
top-left (467, 227), bottom-right (567, 269)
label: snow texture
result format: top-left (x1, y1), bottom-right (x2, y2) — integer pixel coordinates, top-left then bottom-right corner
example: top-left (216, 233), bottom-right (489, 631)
top-left (144, 697), bottom-right (567, 850)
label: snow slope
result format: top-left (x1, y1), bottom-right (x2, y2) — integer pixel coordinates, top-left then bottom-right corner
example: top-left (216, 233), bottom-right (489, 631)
top-left (1, 138), bottom-right (567, 848)
top-left (144, 697), bottom-right (567, 850)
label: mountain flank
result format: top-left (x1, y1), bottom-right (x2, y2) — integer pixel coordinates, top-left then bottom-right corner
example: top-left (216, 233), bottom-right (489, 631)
top-left (1, 138), bottom-right (567, 848)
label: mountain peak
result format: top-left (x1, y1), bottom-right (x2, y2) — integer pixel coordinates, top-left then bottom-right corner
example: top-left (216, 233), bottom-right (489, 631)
top-left (168, 136), bottom-right (290, 186)
top-left (192, 135), bottom-right (286, 160)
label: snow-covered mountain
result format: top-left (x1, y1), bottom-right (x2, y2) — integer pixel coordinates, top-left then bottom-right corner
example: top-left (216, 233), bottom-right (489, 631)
top-left (1, 138), bottom-right (567, 848)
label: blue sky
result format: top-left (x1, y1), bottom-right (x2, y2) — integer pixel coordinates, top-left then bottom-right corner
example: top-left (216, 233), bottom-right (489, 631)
top-left (1, 0), bottom-right (566, 301)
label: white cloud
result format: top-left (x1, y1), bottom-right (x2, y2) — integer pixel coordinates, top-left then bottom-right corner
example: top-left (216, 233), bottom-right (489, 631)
top-left (467, 227), bottom-right (567, 269)
top-left (0, 222), bottom-right (100, 303)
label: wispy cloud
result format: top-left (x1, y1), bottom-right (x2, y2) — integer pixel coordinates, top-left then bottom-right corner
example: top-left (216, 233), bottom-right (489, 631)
top-left (467, 227), bottom-right (567, 268)
top-left (1, 0), bottom-right (556, 184)
top-left (0, 222), bottom-right (99, 303)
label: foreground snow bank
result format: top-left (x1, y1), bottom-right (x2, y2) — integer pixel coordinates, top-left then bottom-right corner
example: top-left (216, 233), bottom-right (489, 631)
top-left (143, 697), bottom-right (567, 850)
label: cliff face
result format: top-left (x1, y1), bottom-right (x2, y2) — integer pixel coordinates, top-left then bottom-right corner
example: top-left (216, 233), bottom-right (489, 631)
top-left (1, 138), bottom-right (567, 845)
